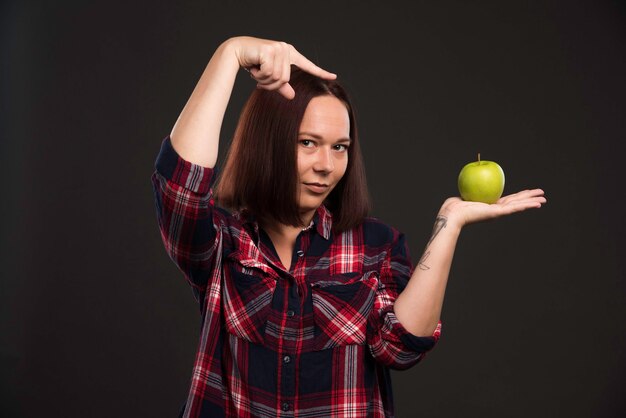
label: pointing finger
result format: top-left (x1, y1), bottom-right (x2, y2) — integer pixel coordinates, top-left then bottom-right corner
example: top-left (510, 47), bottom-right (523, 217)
top-left (289, 45), bottom-right (337, 80)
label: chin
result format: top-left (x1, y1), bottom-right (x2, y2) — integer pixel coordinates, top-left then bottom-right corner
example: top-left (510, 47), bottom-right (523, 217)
top-left (298, 187), bottom-right (332, 211)
top-left (299, 197), bottom-right (324, 211)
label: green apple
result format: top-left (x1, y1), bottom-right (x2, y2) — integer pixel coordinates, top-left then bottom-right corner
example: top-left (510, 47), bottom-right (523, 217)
top-left (457, 154), bottom-right (505, 204)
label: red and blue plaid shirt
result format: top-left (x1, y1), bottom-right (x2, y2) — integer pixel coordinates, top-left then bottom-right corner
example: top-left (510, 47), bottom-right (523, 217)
top-left (152, 136), bottom-right (441, 417)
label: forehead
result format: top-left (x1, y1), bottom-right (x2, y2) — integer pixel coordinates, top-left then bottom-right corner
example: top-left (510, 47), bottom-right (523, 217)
top-left (299, 96), bottom-right (350, 138)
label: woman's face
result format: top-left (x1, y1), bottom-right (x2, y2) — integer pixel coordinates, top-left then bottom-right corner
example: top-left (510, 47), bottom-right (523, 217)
top-left (296, 95), bottom-right (351, 223)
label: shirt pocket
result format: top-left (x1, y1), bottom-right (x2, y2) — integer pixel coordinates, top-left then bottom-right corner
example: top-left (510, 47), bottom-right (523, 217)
top-left (222, 251), bottom-right (278, 344)
top-left (310, 271), bottom-right (379, 350)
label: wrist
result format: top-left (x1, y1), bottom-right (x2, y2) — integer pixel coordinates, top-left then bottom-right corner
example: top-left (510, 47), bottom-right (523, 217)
top-left (219, 37), bottom-right (242, 64)
top-left (436, 210), bottom-right (464, 234)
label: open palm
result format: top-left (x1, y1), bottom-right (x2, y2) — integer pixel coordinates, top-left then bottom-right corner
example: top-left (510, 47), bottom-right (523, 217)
top-left (439, 189), bottom-right (547, 228)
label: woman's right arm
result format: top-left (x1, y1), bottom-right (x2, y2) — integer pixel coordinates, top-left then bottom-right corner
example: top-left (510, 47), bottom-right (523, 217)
top-left (151, 38), bottom-right (243, 294)
top-left (169, 38), bottom-right (240, 168)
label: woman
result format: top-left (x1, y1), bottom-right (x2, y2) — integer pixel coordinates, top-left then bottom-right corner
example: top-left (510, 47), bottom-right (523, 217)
top-left (151, 36), bottom-right (546, 418)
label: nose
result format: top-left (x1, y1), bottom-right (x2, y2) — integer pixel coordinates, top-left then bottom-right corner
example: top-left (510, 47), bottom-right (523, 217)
top-left (313, 147), bottom-right (334, 173)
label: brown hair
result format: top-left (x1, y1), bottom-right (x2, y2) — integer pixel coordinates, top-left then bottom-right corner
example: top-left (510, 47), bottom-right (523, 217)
top-left (214, 66), bottom-right (370, 233)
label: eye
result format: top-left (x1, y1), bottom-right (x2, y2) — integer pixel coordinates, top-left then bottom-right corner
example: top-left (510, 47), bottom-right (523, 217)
top-left (299, 139), bottom-right (315, 147)
top-left (334, 144), bottom-right (349, 152)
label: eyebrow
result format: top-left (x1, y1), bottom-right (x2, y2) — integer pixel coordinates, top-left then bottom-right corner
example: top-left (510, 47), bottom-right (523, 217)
top-left (299, 132), bottom-right (352, 143)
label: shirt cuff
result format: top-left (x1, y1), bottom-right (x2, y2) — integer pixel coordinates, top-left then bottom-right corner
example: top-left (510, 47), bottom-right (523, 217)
top-left (154, 135), bottom-right (217, 195)
top-left (383, 306), bottom-right (442, 353)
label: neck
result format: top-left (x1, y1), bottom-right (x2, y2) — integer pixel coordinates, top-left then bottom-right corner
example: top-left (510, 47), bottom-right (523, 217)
top-left (299, 209), bottom-right (316, 230)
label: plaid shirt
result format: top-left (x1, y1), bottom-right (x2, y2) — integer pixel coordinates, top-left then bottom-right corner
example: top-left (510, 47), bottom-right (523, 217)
top-left (152, 136), bottom-right (441, 418)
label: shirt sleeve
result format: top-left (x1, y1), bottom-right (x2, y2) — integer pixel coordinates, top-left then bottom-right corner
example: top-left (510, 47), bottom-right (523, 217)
top-left (151, 135), bottom-right (221, 295)
top-left (367, 228), bottom-right (442, 370)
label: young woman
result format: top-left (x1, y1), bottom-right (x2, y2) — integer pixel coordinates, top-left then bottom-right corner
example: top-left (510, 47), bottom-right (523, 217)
top-left (151, 36), bottom-right (546, 418)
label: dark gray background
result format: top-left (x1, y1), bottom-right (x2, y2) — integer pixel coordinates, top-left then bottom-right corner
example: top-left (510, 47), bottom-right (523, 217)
top-left (2, 0), bottom-right (625, 417)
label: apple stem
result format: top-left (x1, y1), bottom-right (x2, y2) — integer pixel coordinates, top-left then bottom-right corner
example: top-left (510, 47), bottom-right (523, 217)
top-left (478, 152), bottom-right (481, 164)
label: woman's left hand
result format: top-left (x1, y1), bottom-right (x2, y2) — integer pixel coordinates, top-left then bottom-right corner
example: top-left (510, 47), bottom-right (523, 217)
top-left (438, 189), bottom-right (547, 229)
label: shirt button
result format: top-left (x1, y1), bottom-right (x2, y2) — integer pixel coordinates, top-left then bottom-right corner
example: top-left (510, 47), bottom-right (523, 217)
top-left (286, 310), bottom-right (295, 317)
top-left (283, 355), bottom-right (291, 363)
top-left (282, 402), bottom-right (290, 411)
top-left (296, 250), bottom-right (305, 257)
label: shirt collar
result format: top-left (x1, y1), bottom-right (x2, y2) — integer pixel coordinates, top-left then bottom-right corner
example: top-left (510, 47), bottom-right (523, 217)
top-left (237, 204), bottom-right (332, 241)
top-left (313, 204), bottom-right (332, 240)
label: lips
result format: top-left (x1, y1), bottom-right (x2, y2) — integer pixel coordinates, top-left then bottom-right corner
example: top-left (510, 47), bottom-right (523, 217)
top-left (303, 183), bottom-right (329, 193)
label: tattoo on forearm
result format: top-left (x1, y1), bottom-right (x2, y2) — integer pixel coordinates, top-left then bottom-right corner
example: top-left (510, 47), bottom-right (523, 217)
top-left (427, 216), bottom-right (448, 247)
top-left (417, 215), bottom-right (448, 270)
top-left (418, 251), bottom-right (431, 270)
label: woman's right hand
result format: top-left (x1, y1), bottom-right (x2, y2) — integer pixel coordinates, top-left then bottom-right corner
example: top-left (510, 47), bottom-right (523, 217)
top-left (227, 36), bottom-right (337, 100)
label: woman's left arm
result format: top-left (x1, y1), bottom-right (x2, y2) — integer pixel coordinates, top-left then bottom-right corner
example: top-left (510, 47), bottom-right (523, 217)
top-left (393, 189), bottom-right (547, 336)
